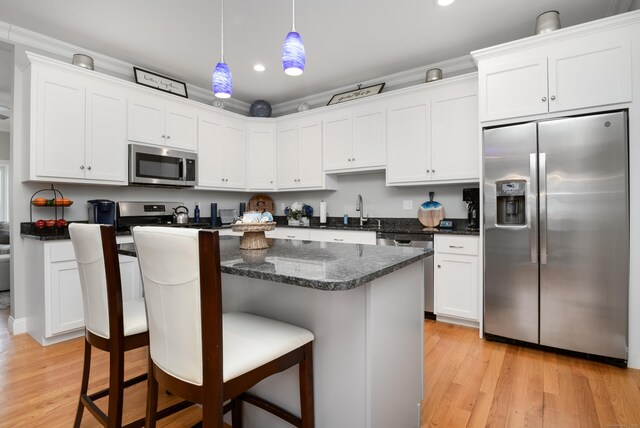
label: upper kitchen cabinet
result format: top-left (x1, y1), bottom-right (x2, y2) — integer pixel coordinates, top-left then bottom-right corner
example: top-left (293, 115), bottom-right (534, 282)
top-left (474, 18), bottom-right (634, 123)
top-left (197, 111), bottom-right (247, 190)
top-left (247, 121), bottom-right (276, 191)
top-left (386, 74), bottom-right (479, 186)
top-left (27, 53), bottom-right (128, 185)
top-left (276, 117), bottom-right (337, 191)
top-left (128, 95), bottom-right (197, 151)
top-left (323, 103), bottom-right (386, 173)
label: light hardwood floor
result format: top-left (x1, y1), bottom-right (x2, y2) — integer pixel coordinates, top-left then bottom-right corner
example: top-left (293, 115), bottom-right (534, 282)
top-left (422, 320), bottom-right (640, 428)
top-left (2, 309), bottom-right (639, 427)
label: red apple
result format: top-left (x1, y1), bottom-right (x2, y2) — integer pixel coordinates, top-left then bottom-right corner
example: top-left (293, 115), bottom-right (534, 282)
top-left (56, 219), bottom-right (67, 228)
top-left (35, 219), bottom-right (45, 229)
top-left (45, 219), bottom-right (56, 228)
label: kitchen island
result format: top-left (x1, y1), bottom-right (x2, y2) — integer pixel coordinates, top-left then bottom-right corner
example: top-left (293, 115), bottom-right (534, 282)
top-left (120, 235), bottom-right (430, 428)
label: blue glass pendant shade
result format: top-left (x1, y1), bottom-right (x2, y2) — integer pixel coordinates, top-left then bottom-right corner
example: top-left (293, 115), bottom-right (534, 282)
top-left (212, 62), bottom-right (232, 98)
top-left (282, 31), bottom-right (305, 76)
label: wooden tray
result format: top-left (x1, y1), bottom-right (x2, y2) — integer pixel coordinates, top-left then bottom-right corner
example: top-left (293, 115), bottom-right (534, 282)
top-left (247, 195), bottom-right (275, 214)
top-left (231, 222), bottom-right (276, 250)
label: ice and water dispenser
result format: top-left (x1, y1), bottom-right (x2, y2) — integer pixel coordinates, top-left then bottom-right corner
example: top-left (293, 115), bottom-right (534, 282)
top-left (495, 180), bottom-right (526, 226)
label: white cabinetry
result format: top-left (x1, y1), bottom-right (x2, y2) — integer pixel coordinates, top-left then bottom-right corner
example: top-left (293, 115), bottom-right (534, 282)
top-left (323, 103), bottom-right (385, 173)
top-left (276, 118), bottom-right (336, 190)
top-left (197, 111), bottom-right (247, 190)
top-left (28, 54), bottom-right (128, 184)
top-left (128, 95), bottom-right (197, 151)
top-left (266, 227), bottom-right (311, 241)
top-left (248, 122), bottom-right (276, 190)
top-left (434, 235), bottom-right (479, 323)
top-left (308, 229), bottom-right (376, 245)
top-left (25, 237), bottom-right (142, 345)
top-left (386, 75), bottom-right (479, 186)
top-left (476, 34), bottom-right (632, 122)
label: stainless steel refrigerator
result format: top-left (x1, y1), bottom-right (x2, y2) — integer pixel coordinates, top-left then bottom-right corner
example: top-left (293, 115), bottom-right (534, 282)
top-left (483, 111), bottom-right (629, 362)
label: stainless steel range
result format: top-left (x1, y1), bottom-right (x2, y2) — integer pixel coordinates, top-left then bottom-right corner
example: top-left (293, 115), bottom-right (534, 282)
top-left (116, 201), bottom-right (184, 231)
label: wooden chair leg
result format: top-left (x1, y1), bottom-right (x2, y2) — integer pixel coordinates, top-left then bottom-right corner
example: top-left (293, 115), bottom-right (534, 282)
top-left (299, 342), bottom-right (314, 428)
top-left (73, 339), bottom-right (92, 428)
top-left (146, 363), bottom-right (159, 428)
top-left (107, 347), bottom-right (125, 428)
top-left (231, 398), bottom-right (243, 427)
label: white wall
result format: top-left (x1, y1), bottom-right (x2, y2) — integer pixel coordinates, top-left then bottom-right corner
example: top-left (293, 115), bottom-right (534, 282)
top-left (632, 0), bottom-right (640, 11)
top-left (266, 172), bottom-right (472, 220)
top-left (0, 131), bottom-right (9, 160)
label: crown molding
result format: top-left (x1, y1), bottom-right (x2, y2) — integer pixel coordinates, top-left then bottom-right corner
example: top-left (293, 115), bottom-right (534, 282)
top-left (271, 55), bottom-right (476, 116)
top-left (472, 9), bottom-right (640, 63)
top-left (1, 20), bottom-right (250, 114)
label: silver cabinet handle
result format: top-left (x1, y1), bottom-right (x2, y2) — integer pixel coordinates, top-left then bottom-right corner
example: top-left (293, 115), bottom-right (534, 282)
top-left (539, 152), bottom-right (548, 265)
top-left (333, 238), bottom-right (344, 242)
top-left (437, 265), bottom-right (441, 268)
top-left (542, 97), bottom-right (547, 102)
top-left (448, 245), bottom-right (463, 249)
top-left (87, 166), bottom-right (92, 170)
top-left (166, 135), bottom-right (171, 139)
top-left (161, 134), bottom-right (166, 139)
top-left (550, 95), bottom-right (556, 101)
top-left (426, 169), bottom-right (430, 173)
top-left (287, 235), bottom-right (296, 238)
top-left (432, 169), bottom-right (436, 173)
top-left (352, 158), bottom-right (355, 162)
top-left (80, 165), bottom-right (85, 170)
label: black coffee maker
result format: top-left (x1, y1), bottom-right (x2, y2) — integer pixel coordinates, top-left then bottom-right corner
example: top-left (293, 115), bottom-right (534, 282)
top-left (462, 188), bottom-right (479, 230)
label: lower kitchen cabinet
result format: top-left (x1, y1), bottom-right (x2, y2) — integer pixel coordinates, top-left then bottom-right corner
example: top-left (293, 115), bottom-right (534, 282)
top-left (434, 235), bottom-right (479, 323)
top-left (308, 229), bottom-right (376, 245)
top-left (25, 237), bottom-right (142, 345)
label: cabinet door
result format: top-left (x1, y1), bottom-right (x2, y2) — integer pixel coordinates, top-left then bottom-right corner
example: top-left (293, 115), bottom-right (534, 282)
top-left (165, 103), bottom-right (197, 151)
top-left (352, 106), bottom-right (385, 169)
top-left (222, 119), bottom-right (247, 190)
top-left (197, 114), bottom-right (225, 187)
top-left (35, 68), bottom-right (86, 179)
top-left (128, 97), bottom-right (165, 146)
top-left (548, 39), bottom-right (632, 113)
top-left (119, 255), bottom-right (142, 301)
top-left (297, 120), bottom-right (323, 188)
top-left (434, 253), bottom-right (478, 320)
top-left (49, 260), bottom-right (84, 335)
top-left (323, 114), bottom-right (352, 171)
top-left (386, 92), bottom-right (430, 184)
top-left (85, 82), bottom-right (127, 183)
top-left (276, 124), bottom-right (299, 189)
top-left (248, 123), bottom-right (276, 190)
top-left (479, 56), bottom-right (548, 122)
top-left (430, 80), bottom-right (479, 181)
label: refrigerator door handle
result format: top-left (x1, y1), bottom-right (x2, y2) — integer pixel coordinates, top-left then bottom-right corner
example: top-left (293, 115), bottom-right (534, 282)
top-left (539, 152), bottom-right (548, 265)
top-left (529, 153), bottom-right (538, 263)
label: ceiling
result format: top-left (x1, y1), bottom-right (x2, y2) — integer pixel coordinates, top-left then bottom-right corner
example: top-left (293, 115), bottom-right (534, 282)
top-left (0, 0), bottom-right (632, 106)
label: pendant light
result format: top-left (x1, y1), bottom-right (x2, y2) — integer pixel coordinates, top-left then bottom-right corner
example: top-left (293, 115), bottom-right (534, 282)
top-left (212, 0), bottom-right (232, 98)
top-left (282, 0), bottom-right (305, 76)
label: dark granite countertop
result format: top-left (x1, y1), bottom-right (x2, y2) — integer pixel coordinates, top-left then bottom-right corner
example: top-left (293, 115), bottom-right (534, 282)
top-left (20, 217), bottom-right (478, 241)
top-left (118, 236), bottom-right (432, 291)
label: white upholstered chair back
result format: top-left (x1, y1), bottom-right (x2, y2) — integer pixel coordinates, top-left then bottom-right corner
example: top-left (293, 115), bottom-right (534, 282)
top-left (69, 223), bottom-right (112, 339)
top-left (133, 226), bottom-right (204, 386)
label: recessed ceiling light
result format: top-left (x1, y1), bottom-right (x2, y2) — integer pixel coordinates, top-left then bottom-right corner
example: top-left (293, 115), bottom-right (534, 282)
top-left (435, 0), bottom-right (455, 6)
top-left (253, 64), bottom-right (266, 72)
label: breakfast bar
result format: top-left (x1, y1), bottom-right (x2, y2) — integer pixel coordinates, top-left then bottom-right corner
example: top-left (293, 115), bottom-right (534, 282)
top-left (120, 235), bottom-right (429, 428)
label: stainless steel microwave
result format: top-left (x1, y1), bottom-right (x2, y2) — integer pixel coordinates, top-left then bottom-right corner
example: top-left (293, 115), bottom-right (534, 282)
top-left (128, 144), bottom-right (197, 187)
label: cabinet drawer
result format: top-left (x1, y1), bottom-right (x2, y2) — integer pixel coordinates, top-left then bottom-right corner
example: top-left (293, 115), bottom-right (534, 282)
top-left (269, 227), bottom-right (310, 241)
top-left (435, 235), bottom-right (478, 256)
top-left (308, 229), bottom-right (376, 245)
top-left (48, 241), bottom-right (76, 262)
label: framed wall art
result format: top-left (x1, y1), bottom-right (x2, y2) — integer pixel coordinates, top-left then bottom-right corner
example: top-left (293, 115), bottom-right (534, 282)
top-left (327, 83), bottom-right (385, 106)
top-left (133, 66), bottom-right (188, 98)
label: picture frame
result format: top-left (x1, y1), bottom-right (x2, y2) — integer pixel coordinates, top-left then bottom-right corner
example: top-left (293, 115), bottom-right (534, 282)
top-left (327, 83), bottom-right (385, 106)
top-left (133, 66), bottom-right (188, 98)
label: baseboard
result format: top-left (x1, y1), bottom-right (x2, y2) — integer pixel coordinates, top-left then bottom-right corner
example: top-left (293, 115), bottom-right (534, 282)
top-left (435, 314), bottom-right (479, 329)
top-left (8, 316), bottom-right (27, 334)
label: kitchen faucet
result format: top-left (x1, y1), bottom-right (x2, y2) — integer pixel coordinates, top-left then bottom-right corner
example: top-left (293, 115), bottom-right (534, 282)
top-left (356, 194), bottom-right (368, 226)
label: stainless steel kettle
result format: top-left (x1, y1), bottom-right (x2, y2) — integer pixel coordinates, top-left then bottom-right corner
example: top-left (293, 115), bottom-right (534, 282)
top-left (173, 206), bottom-right (189, 224)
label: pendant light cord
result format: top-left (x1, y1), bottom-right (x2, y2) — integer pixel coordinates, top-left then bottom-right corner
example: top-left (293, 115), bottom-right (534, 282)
top-left (220, 0), bottom-right (225, 62)
top-left (291, 0), bottom-right (296, 32)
